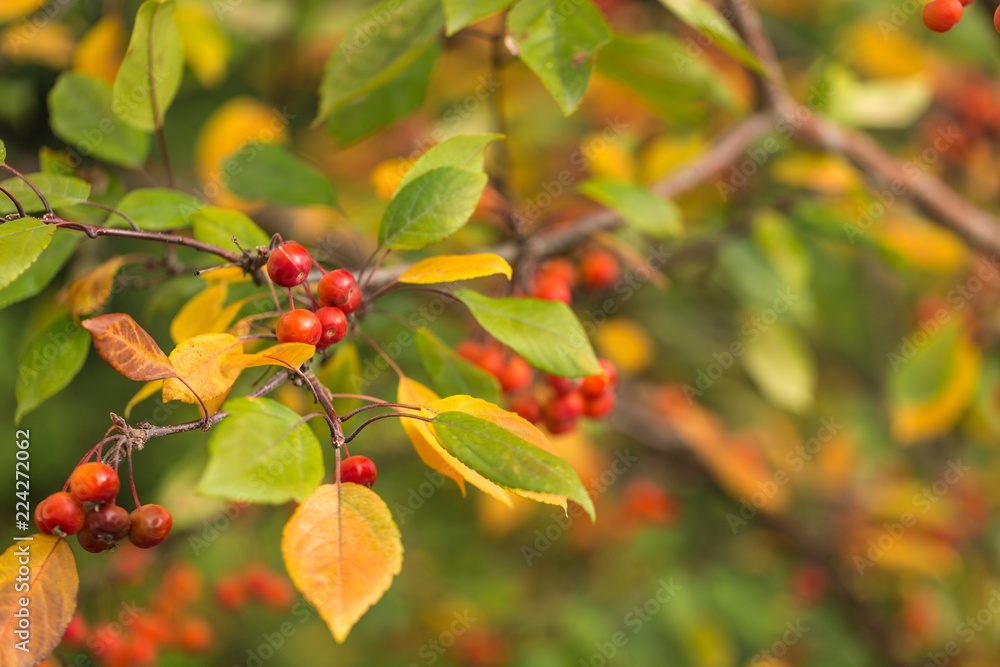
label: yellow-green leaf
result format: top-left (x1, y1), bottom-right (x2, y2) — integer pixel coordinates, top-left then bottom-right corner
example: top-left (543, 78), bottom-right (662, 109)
top-left (398, 253), bottom-right (512, 285)
top-left (282, 484), bottom-right (403, 642)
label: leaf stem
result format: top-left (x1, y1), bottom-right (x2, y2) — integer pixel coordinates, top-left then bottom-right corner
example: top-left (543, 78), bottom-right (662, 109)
top-left (0, 184), bottom-right (25, 218)
top-left (0, 163), bottom-right (53, 216)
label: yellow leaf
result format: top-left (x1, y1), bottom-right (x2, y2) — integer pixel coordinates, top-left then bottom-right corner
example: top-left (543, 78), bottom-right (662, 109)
top-left (170, 283), bottom-right (251, 345)
top-left (582, 131), bottom-right (634, 182)
top-left (225, 342), bottom-right (315, 372)
top-left (162, 333), bottom-right (244, 414)
top-left (63, 255), bottom-right (135, 319)
top-left (841, 22), bottom-right (927, 78)
top-left (1, 22), bottom-right (74, 69)
top-left (195, 98), bottom-right (288, 208)
top-left (0, 535), bottom-right (78, 667)
top-left (398, 253), bottom-right (512, 285)
top-left (397, 378), bottom-right (471, 496)
top-left (175, 4), bottom-right (230, 88)
top-left (0, 0), bottom-right (47, 23)
top-left (72, 15), bottom-right (125, 84)
top-left (772, 153), bottom-right (862, 195)
top-left (125, 380), bottom-right (163, 418)
top-left (593, 317), bottom-right (653, 374)
top-left (370, 158), bottom-right (412, 200)
top-left (202, 266), bottom-right (252, 283)
top-left (876, 216), bottom-right (967, 274)
top-left (281, 484), bottom-right (402, 643)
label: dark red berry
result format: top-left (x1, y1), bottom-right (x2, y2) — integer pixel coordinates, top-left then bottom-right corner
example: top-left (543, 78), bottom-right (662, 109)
top-left (510, 395), bottom-right (542, 424)
top-left (544, 392), bottom-right (584, 434)
top-left (69, 462), bottom-right (120, 504)
top-left (546, 374), bottom-right (582, 395)
top-left (128, 505), bottom-right (173, 548)
top-left (266, 242), bottom-right (313, 287)
top-left (77, 526), bottom-right (114, 553)
top-left (340, 455), bottom-right (378, 488)
top-left (318, 269), bottom-right (362, 314)
top-left (276, 309), bottom-right (322, 345)
top-left (35, 492), bottom-right (86, 536)
top-left (314, 306), bottom-right (348, 349)
top-left (85, 503), bottom-right (131, 542)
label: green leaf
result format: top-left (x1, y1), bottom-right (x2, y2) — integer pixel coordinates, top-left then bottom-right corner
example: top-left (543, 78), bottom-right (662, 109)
top-left (112, 188), bottom-right (202, 230)
top-left (326, 42), bottom-right (439, 146)
top-left (315, 342), bottom-right (363, 418)
top-left (317, 0), bottom-right (445, 123)
top-left (224, 143), bottom-right (337, 208)
top-left (15, 310), bottom-right (90, 423)
top-left (0, 218), bottom-right (55, 289)
top-left (741, 322), bottom-right (816, 414)
top-left (596, 33), bottom-right (736, 118)
top-left (656, 0), bottom-right (763, 73)
top-left (378, 167), bottom-right (487, 251)
top-left (432, 410), bottom-right (595, 519)
top-left (199, 397), bottom-right (324, 504)
top-left (112, 0), bottom-right (183, 132)
top-left (507, 0), bottom-right (611, 115)
top-left (0, 231), bottom-right (78, 311)
top-left (48, 73), bottom-right (151, 168)
top-left (397, 133), bottom-right (502, 192)
top-left (444, 0), bottom-right (514, 35)
top-left (0, 174), bottom-right (91, 215)
top-left (455, 289), bottom-right (601, 377)
top-left (579, 178), bottom-right (683, 237)
top-left (191, 206), bottom-right (270, 251)
top-left (415, 327), bottom-right (502, 404)
top-left (0, 138), bottom-right (6, 162)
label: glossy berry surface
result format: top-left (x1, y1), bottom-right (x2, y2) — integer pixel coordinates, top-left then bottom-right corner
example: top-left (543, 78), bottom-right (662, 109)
top-left (315, 306), bottom-right (348, 349)
top-left (266, 242), bottom-right (313, 287)
top-left (276, 309), bottom-right (323, 345)
top-left (77, 526), bottom-right (114, 553)
top-left (69, 462), bottom-right (120, 504)
top-left (35, 492), bottom-right (86, 536)
top-left (340, 455), bottom-right (378, 488)
top-left (318, 269), bottom-right (362, 313)
top-left (129, 504), bottom-right (173, 548)
top-left (86, 503), bottom-right (131, 541)
top-left (922, 0), bottom-right (962, 31)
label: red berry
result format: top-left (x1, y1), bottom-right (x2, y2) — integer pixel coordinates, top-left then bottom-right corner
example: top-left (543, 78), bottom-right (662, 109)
top-left (318, 269), bottom-right (362, 313)
top-left (128, 504), bottom-right (173, 548)
top-left (62, 613), bottom-right (89, 647)
top-left (499, 356), bottom-right (533, 393)
top-left (69, 462), bottom-right (120, 504)
top-left (132, 613), bottom-right (173, 646)
top-left (580, 359), bottom-right (618, 398)
top-left (214, 574), bottom-right (249, 611)
top-left (621, 479), bottom-right (679, 525)
top-left (544, 392), bottom-right (584, 434)
top-left (175, 617), bottom-right (213, 653)
top-left (90, 623), bottom-right (127, 662)
top-left (995, 4), bottom-right (1000, 31)
top-left (546, 374), bottom-right (582, 395)
top-left (77, 526), bottom-right (114, 553)
top-left (245, 566), bottom-right (296, 612)
top-left (85, 503), bottom-right (131, 542)
top-left (532, 275), bottom-right (572, 304)
top-left (509, 395), bottom-right (542, 424)
top-left (340, 455), bottom-right (378, 488)
top-left (314, 306), bottom-right (348, 349)
top-left (538, 258), bottom-right (578, 288)
top-left (477, 347), bottom-right (505, 378)
top-left (35, 492), bottom-right (86, 536)
top-left (266, 242), bottom-right (312, 287)
top-left (959, 0), bottom-right (973, 5)
top-left (128, 635), bottom-right (158, 666)
top-left (579, 249), bottom-right (621, 291)
top-left (791, 563), bottom-right (830, 604)
top-left (922, 0), bottom-right (963, 31)
top-left (276, 309), bottom-right (322, 345)
top-left (584, 391), bottom-right (616, 418)
top-left (457, 340), bottom-right (483, 363)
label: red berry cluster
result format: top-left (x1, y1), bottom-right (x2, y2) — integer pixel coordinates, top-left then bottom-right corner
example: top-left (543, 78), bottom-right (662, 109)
top-left (921, 0), bottom-right (976, 32)
top-left (35, 462), bottom-right (172, 551)
top-left (266, 241), bottom-right (362, 349)
top-left (213, 563), bottom-right (296, 613)
top-left (458, 341), bottom-right (619, 435)
top-left (339, 454), bottom-right (378, 488)
top-left (530, 250), bottom-right (621, 304)
top-left (60, 562), bottom-right (213, 667)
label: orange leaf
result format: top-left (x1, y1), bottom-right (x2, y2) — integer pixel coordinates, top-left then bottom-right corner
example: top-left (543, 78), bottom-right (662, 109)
top-left (0, 535), bottom-right (79, 667)
top-left (162, 333), bottom-right (243, 414)
top-left (63, 255), bottom-right (134, 319)
top-left (82, 313), bottom-right (176, 382)
top-left (282, 484), bottom-right (402, 643)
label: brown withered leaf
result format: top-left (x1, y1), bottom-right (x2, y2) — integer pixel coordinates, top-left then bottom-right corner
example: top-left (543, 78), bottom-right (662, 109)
top-left (81, 313), bottom-right (176, 381)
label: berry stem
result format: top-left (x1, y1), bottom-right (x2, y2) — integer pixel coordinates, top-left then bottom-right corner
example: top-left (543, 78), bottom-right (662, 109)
top-left (339, 402), bottom-right (425, 422)
top-left (355, 332), bottom-right (405, 379)
top-left (127, 447), bottom-right (142, 509)
top-left (0, 185), bottom-right (26, 218)
top-left (343, 412), bottom-right (436, 444)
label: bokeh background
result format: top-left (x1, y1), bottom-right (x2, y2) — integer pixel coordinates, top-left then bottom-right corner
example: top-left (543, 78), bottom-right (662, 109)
top-left (3, 0), bottom-right (1000, 665)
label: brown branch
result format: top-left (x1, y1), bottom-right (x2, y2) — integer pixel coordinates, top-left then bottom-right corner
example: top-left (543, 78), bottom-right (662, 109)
top-left (50, 217), bottom-right (243, 263)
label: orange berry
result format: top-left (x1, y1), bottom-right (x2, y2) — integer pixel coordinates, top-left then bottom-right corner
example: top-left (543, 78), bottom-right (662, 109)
top-left (175, 617), bottom-right (213, 653)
